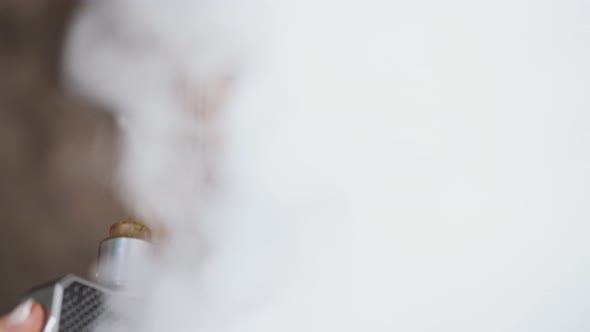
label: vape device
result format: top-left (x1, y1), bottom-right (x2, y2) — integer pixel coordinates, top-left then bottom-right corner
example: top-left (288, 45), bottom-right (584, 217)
top-left (22, 221), bottom-right (153, 332)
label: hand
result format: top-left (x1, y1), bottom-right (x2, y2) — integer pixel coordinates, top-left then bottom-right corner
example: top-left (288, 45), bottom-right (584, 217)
top-left (0, 300), bottom-right (44, 332)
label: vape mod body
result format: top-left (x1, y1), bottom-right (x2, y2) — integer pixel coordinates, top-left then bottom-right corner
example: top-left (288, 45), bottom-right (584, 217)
top-left (26, 275), bottom-right (111, 332)
top-left (24, 221), bottom-right (152, 332)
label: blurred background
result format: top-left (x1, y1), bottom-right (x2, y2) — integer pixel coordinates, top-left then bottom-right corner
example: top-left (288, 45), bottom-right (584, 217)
top-left (0, 0), bottom-right (125, 312)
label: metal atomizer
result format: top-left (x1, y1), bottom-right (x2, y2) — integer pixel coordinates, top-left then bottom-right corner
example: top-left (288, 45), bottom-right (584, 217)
top-left (23, 221), bottom-right (153, 332)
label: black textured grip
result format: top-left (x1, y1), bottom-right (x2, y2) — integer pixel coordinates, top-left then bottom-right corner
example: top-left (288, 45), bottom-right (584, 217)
top-left (58, 282), bottom-right (105, 332)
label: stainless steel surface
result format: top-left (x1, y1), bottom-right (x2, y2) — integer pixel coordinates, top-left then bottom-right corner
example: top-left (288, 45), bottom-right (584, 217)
top-left (25, 274), bottom-right (111, 332)
top-left (23, 228), bottom-right (154, 331)
top-left (96, 237), bottom-right (153, 287)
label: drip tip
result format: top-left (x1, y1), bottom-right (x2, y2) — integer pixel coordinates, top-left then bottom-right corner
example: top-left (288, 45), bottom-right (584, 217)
top-left (109, 220), bottom-right (152, 240)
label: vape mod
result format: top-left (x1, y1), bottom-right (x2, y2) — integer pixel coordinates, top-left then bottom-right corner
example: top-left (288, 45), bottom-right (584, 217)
top-left (22, 221), bottom-right (152, 332)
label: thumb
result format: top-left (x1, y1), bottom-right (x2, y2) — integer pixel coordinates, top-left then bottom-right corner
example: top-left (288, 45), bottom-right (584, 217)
top-left (0, 300), bottom-right (45, 332)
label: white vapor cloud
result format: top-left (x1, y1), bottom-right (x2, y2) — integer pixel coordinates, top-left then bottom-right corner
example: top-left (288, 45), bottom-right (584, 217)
top-left (64, 0), bottom-right (590, 331)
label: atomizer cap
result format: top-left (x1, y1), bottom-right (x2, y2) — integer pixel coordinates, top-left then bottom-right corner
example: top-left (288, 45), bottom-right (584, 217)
top-left (96, 220), bottom-right (153, 288)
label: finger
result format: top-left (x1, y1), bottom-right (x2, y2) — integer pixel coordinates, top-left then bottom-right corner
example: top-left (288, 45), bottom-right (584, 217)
top-left (0, 300), bottom-right (45, 332)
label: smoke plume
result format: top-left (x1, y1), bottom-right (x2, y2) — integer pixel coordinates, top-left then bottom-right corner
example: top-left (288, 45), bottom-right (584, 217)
top-left (64, 0), bottom-right (590, 331)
